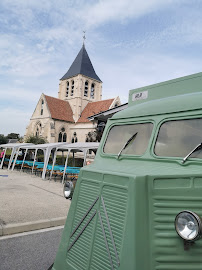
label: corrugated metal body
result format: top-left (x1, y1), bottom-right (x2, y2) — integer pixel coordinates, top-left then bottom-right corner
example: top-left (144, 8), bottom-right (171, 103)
top-left (90, 186), bottom-right (127, 270)
top-left (151, 177), bottom-right (202, 270)
top-left (67, 180), bottom-right (99, 270)
top-left (67, 175), bottom-right (128, 270)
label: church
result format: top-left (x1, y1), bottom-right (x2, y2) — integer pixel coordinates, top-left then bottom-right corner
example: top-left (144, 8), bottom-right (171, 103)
top-left (25, 44), bottom-right (121, 143)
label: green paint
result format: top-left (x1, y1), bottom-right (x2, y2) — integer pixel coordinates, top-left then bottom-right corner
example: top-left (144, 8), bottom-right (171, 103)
top-left (52, 72), bottom-right (202, 270)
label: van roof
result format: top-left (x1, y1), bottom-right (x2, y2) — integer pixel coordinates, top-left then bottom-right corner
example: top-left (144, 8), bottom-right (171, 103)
top-left (113, 72), bottom-right (202, 120)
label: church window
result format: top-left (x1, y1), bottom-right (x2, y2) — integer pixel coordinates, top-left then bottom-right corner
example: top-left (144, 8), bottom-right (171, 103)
top-left (36, 127), bottom-right (39, 137)
top-left (58, 127), bottom-right (67, 142)
top-left (58, 132), bottom-right (62, 142)
top-left (36, 123), bottom-right (42, 137)
top-left (63, 133), bottom-right (67, 142)
top-left (71, 132), bottom-right (78, 143)
top-left (66, 81), bottom-right (69, 97)
top-left (90, 83), bottom-right (95, 99)
top-left (71, 80), bottom-right (74, 96)
top-left (84, 81), bottom-right (88, 97)
top-left (41, 99), bottom-right (44, 115)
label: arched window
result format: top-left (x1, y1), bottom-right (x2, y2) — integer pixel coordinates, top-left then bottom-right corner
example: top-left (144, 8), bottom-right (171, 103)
top-left (71, 132), bottom-right (78, 143)
top-left (58, 127), bottom-right (67, 142)
top-left (90, 83), bottom-right (95, 99)
top-left (36, 127), bottom-right (39, 137)
top-left (71, 80), bottom-right (74, 96)
top-left (66, 81), bottom-right (69, 97)
top-left (41, 100), bottom-right (44, 115)
top-left (58, 132), bottom-right (62, 142)
top-left (84, 81), bottom-right (88, 97)
top-left (63, 133), bottom-right (67, 142)
top-left (35, 123), bottom-right (42, 137)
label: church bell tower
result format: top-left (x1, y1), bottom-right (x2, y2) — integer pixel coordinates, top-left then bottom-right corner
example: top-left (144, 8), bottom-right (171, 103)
top-left (58, 44), bottom-right (102, 122)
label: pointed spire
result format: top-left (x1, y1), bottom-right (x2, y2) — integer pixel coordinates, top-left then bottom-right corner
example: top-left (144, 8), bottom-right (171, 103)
top-left (60, 44), bottom-right (102, 82)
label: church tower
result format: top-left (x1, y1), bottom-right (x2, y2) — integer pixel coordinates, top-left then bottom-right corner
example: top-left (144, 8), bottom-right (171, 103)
top-left (58, 44), bottom-right (102, 122)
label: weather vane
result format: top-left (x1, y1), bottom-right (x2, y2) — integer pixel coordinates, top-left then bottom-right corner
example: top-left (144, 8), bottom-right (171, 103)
top-left (83, 30), bottom-right (86, 45)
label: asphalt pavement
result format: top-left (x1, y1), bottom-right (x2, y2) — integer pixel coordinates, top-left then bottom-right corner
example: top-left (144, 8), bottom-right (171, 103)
top-left (0, 169), bottom-right (71, 236)
top-left (0, 226), bottom-right (63, 270)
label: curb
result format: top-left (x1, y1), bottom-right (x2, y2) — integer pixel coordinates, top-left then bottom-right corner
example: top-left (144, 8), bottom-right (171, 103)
top-left (0, 217), bottom-right (66, 236)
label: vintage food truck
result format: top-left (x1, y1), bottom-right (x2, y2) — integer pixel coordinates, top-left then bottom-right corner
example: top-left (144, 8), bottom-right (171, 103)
top-left (51, 72), bottom-right (202, 270)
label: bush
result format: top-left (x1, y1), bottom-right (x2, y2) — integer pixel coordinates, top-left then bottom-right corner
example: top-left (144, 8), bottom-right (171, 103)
top-left (25, 135), bottom-right (48, 145)
top-left (7, 133), bottom-right (20, 139)
top-left (0, 134), bottom-right (8, 144)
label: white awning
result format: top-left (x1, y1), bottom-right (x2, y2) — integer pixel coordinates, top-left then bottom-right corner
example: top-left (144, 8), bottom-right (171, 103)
top-left (0, 143), bottom-right (34, 170)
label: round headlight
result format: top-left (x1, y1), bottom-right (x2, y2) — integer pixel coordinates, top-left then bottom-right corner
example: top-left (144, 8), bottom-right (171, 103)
top-left (175, 211), bottom-right (202, 241)
top-left (63, 181), bottom-right (74, 200)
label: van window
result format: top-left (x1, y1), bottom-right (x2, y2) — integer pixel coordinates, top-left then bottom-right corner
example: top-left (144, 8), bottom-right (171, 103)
top-left (155, 118), bottom-right (202, 159)
top-left (104, 123), bottom-right (153, 155)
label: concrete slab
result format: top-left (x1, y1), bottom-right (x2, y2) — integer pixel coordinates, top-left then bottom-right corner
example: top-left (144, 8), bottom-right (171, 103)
top-left (0, 169), bottom-right (71, 236)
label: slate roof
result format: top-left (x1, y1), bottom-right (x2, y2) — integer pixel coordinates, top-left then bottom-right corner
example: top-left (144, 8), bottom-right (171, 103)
top-left (60, 45), bottom-right (102, 82)
top-left (45, 95), bottom-right (74, 122)
top-left (77, 99), bottom-right (114, 123)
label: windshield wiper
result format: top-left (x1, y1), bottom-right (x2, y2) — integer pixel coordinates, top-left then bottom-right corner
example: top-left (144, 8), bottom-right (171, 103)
top-left (182, 142), bottom-right (202, 164)
top-left (117, 132), bottom-right (138, 159)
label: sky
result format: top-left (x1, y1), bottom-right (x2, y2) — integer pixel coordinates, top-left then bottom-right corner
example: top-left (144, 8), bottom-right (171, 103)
top-left (0, 0), bottom-right (202, 136)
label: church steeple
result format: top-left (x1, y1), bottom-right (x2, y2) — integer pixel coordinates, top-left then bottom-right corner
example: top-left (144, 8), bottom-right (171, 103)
top-left (60, 45), bottom-right (102, 82)
top-left (58, 44), bottom-right (103, 122)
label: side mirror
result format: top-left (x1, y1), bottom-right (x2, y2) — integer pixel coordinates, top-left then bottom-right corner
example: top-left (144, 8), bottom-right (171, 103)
top-left (63, 181), bottom-right (74, 200)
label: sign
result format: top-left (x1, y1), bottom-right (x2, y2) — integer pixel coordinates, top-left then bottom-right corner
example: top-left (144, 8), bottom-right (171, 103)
top-left (132, 90), bottom-right (148, 101)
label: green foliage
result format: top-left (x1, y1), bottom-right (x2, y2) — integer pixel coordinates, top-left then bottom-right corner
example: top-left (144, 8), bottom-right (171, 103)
top-left (85, 125), bottom-right (104, 142)
top-left (7, 133), bottom-right (20, 139)
top-left (0, 134), bottom-right (8, 144)
top-left (18, 136), bottom-right (24, 143)
top-left (25, 135), bottom-right (48, 145)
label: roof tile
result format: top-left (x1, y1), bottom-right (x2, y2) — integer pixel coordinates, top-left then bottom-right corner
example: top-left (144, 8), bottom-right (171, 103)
top-left (77, 99), bottom-right (114, 123)
top-left (45, 95), bottom-right (74, 122)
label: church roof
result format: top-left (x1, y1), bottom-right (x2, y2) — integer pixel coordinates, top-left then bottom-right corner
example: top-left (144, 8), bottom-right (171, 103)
top-left (77, 99), bottom-right (114, 123)
top-left (45, 95), bottom-right (74, 122)
top-left (60, 45), bottom-right (102, 82)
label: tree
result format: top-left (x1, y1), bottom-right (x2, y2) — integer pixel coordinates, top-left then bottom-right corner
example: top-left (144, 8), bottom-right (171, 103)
top-left (7, 133), bottom-right (20, 139)
top-left (0, 134), bottom-right (8, 144)
top-left (25, 135), bottom-right (48, 145)
top-left (85, 122), bottom-right (106, 143)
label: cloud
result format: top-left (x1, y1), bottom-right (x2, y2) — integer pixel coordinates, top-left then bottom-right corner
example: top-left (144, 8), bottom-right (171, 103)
top-left (0, 0), bottom-right (202, 136)
top-left (100, 52), bottom-right (202, 103)
top-left (0, 88), bottom-right (40, 102)
top-left (0, 107), bottom-right (32, 136)
top-left (80, 0), bottom-right (177, 28)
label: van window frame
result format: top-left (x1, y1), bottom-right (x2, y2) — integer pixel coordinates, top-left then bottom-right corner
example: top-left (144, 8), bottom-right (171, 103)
top-left (152, 114), bottom-right (202, 163)
top-left (102, 120), bottom-right (155, 159)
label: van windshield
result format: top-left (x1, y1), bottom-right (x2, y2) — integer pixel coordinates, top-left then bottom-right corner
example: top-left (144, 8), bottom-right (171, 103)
top-left (155, 118), bottom-right (202, 159)
top-left (104, 123), bottom-right (153, 156)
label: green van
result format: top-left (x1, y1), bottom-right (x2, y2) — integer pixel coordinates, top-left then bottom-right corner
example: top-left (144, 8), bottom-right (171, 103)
top-left (52, 72), bottom-right (202, 270)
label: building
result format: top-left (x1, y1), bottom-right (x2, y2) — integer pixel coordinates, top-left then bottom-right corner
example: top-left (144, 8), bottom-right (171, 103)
top-left (25, 44), bottom-right (121, 143)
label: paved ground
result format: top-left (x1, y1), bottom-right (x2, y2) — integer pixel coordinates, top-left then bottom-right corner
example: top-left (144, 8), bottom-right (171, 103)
top-left (0, 227), bottom-right (63, 270)
top-left (0, 169), bottom-right (71, 235)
